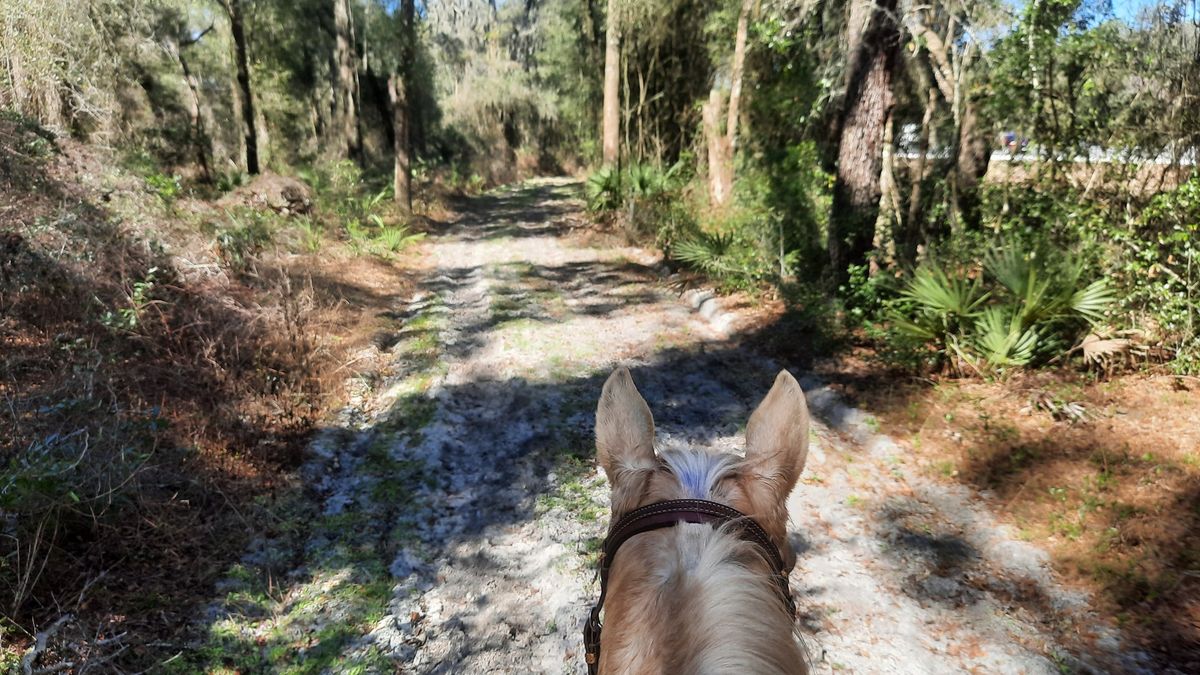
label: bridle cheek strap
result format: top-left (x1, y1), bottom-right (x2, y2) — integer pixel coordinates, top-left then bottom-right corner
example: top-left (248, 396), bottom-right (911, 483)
top-left (583, 499), bottom-right (797, 674)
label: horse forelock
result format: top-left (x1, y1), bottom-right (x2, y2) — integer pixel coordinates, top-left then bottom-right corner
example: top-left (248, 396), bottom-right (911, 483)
top-left (659, 448), bottom-right (738, 500)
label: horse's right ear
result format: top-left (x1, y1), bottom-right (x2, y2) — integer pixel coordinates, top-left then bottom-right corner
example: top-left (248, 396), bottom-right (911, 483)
top-left (595, 367), bottom-right (657, 485)
top-left (742, 370), bottom-right (809, 502)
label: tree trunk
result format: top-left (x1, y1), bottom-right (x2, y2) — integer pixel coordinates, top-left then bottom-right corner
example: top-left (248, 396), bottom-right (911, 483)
top-left (829, 0), bottom-right (900, 284)
top-left (704, 86), bottom-right (732, 206)
top-left (704, 0), bottom-right (753, 208)
top-left (388, 74), bottom-right (410, 213)
top-left (367, 65), bottom-right (395, 151)
top-left (225, 0), bottom-right (259, 174)
top-left (177, 50), bottom-right (212, 181)
top-left (909, 16), bottom-right (988, 230)
top-left (725, 0), bottom-right (753, 154)
top-left (333, 0), bottom-right (362, 162)
top-left (601, 0), bottom-right (620, 166)
top-left (901, 83), bottom-right (938, 266)
top-left (390, 0), bottom-right (415, 212)
top-left (955, 96), bottom-right (990, 228)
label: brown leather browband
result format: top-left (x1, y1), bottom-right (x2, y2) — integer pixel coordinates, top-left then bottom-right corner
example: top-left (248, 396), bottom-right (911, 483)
top-left (583, 498), bottom-right (797, 674)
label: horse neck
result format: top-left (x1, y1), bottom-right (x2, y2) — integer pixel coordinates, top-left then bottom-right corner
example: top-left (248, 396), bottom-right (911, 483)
top-left (601, 525), bottom-right (806, 675)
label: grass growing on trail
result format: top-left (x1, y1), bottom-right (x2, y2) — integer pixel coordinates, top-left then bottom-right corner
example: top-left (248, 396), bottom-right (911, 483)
top-left (176, 301), bottom-right (448, 673)
top-left (537, 454), bottom-right (607, 525)
top-left (488, 261), bottom-right (569, 327)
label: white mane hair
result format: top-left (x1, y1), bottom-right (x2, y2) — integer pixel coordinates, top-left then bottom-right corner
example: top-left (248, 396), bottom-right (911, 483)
top-left (658, 446), bottom-right (739, 500)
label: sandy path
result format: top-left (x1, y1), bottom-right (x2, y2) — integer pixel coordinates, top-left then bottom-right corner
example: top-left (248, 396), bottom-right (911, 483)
top-left (210, 178), bottom-right (1149, 673)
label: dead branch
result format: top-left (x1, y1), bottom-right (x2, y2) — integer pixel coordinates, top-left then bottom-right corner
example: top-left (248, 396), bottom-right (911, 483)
top-left (20, 613), bottom-right (72, 675)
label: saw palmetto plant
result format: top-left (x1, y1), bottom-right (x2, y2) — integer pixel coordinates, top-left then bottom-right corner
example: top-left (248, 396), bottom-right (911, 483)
top-left (892, 242), bottom-right (1114, 374)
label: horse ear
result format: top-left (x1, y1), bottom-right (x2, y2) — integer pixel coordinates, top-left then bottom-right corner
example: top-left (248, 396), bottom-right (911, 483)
top-left (595, 367), bottom-right (657, 485)
top-left (743, 370), bottom-right (809, 501)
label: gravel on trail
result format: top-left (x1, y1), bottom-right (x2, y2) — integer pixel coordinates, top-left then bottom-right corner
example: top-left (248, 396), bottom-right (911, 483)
top-left (206, 178), bottom-right (1155, 674)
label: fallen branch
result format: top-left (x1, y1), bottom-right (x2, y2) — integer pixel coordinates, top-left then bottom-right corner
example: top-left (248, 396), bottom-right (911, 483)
top-left (20, 613), bottom-right (72, 675)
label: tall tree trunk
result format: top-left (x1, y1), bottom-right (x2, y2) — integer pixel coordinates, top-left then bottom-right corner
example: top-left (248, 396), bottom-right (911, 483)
top-left (901, 82), bottom-right (938, 266)
top-left (705, 0), bottom-right (753, 208)
top-left (177, 50), bottom-right (212, 182)
top-left (909, 17), bottom-right (989, 230)
top-left (225, 0), bottom-right (259, 174)
top-left (390, 0), bottom-right (415, 212)
top-left (388, 74), bottom-right (410, 212)
top-left (366, 65), bottom-right (394, 152)
top-left (828, 0), bottom-right (900, 284)
top-left (172, 24), bottom-right (216, 182)
top-left (333, 0), bottom-right (362, 162)
top-left (955, 97), bottom-right (990, 228)
top-left (703, 86), bottom-right (732, 206)
top-left (601, 0), bottom-right (620, 166)
top-left (725, 0), bottom-right (753, 155)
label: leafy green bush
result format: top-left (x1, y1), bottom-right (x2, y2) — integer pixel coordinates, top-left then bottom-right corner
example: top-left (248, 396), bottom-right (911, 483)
top-left (216, 211), bottom-right (274, 272)
top-left (295, 218), bottom-right (324, 253)
top-left (670, 215), bottom-right (776, 291)
top-left (344, 218), bottom-right (372, 256)
top-left (145, 172), bottom-right (182, 204)
top-left (216, 170), bottom-right (248, 194)
top-left (585, 166), bottom-right (623, 212)
top-left (100, 266), bottom-right (160, 332)
top-left (887, 241), bottom-right (1113, 375)
top-left (1106, 176), bottom-right (1200, 372)
top-left (585, 162), bottom-right (681, 213)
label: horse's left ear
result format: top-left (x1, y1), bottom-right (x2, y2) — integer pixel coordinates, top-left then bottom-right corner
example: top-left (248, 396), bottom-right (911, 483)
top-left (743, 370), bottom-right (809, 501)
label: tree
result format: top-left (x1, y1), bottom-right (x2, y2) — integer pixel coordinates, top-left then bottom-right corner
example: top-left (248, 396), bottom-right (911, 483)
top-left (704, 0), bottom-right (754, 207)
top-left (161, 18), bottom-right (216, 181)
top-left (829, 0), bottom-right (902, 283)
top-left (390, 0), bottom-right (415, 211)
top-left (332, 0), bottom-right (362, 161)
top-left (222, 0), bottom-right (260, 174)
top-left (602, 0), bottom-right (621, 166)
top-left (908, 9), bottom-right (989, 230)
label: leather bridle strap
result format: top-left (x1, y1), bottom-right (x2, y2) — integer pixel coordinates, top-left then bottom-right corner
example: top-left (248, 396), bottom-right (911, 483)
top-left (583, 499), bottom-right (796, 674)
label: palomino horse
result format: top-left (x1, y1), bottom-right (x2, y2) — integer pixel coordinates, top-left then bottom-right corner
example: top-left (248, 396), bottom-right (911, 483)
top-left (584, 367), bottom-right (810, 674)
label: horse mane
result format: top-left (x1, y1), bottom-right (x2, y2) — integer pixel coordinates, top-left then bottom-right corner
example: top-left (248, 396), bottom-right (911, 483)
top-left (600, 448), bottom-right (808, 675)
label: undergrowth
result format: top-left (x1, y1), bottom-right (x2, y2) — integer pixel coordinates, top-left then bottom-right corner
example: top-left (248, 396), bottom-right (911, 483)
top-left (0, 110), bottom-right (412, 671)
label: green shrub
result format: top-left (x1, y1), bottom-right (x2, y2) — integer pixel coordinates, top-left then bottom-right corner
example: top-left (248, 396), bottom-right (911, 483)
top-left (100, 266), bottom-right (160, 332)
top-left (887, 241), bottom-right (1113, 375)
top-left (145, 172), bottom-right (182, 204)
top-left (374, 224), bottom-right (425, 256)
top-left (216, 211), bottom-right (274, 272)
top-left (295, 218), bottom-right (324, 253)
top-left (670, 219), bottom-right (774, 292)
top-left (344, 218), bottom-right (372, 256)
top-left (1108, 176), bottom-right (1200, 372)
top-left (585, 166), bottom-right (622, 212)
top-left (216, 170), bottom-right (248, 194)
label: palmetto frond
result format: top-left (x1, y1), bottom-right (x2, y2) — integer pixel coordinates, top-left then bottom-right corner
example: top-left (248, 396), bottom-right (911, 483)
top-left (902, 262), bottom-right (988, 318)
top-left (972, 306), bottom-right (1039, 368)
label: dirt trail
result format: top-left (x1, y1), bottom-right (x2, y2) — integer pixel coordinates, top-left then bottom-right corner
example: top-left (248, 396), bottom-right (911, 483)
top-left (206, 179), bottom-right (1152, 673)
